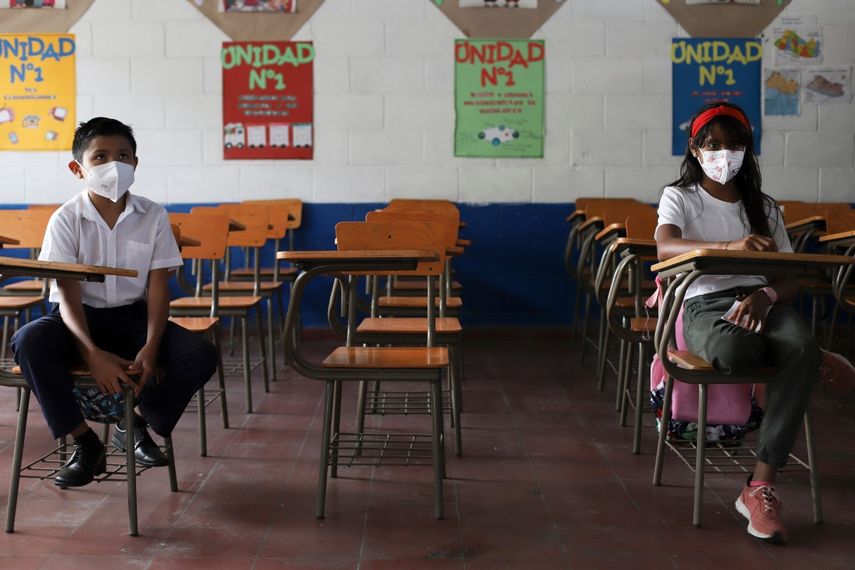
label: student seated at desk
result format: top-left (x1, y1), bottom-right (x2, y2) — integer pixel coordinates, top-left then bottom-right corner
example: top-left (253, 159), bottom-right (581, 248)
top-left (655, 101), bottom-right (855, 545)
top-left (11, 117), bottom-right (217, 487)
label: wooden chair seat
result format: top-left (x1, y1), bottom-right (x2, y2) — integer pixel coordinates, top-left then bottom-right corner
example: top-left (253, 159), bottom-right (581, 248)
top-left (667, 349), bottom-right (775, 374)
top-left (168, 316), bottom-right (219, 333)
top-left (378, 296), bottom-right (463, 308)
top-left (630, 317), bottom-right (657, 334)
top-left (0, 295), bottom-right (44, 310)
top-left (202, 281), bottom-right (284, 293)
top-left (357, 317), bottom-right (462, 335)
top-left (170, 296), bottom-right (262, 310)
top-left (614, 296), bottom-right (641, 309)
top-left (322, 346), bottom-right (449, 369)
top-left (3, 279), bottom-right (45, 292)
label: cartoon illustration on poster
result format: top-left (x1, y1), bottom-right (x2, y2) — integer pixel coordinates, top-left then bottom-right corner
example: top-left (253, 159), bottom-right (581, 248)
top-left (219, 0), bottom-right (297, 12)
top-left (0, 0), bottom-right (66, 8)
top-left (454, 39), bottom-right (544, 158)
top-left (459, 0), bottom-right (537, 8)
top-left (770, 16), bottom-right (822, 67)
top-left (221, 41), bottom-right (313, 160)
top-left (764, 68), bottom-right (799, 116)
top-left (0, 34), bottom-right (75, 150)
top-left (671, 38), bottom-right (762, 155)
top-left (802, 67), bottom-right (851, 104)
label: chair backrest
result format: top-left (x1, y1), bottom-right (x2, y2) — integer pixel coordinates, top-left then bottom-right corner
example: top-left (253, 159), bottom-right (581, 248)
top-left (579, 198), bottom-right (641, 222)
top-left (243, 198), bottom-right (303, 231)
top-left (386, 199), bottom-right (459, 218)
top-left (365, 210), bottom-right (460, 249)
top-left (192, 204), bottom-right (268, 248)
top-left (624, 207), bottom-right (658, 240)
top-left (0, 208), bottom-right (53, 249)
top-left (826, 209), bottom-right (855, 235)
top-left (335, 221), bottom-right (445, 276)
top-left (168, 212), bottom-right (230, 260)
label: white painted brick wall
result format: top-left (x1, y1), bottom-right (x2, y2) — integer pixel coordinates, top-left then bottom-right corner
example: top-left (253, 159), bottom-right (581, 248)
top-left (3, 0), bottom-right (853, 205)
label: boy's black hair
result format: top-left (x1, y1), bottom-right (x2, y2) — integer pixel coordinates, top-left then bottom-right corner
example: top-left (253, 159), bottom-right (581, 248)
top-left (669, 101), bottom-right (776, 238)
top-left (71, 117), bottom-right (137, 162)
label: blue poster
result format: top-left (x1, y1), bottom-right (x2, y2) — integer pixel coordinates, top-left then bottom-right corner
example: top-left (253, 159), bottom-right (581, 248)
top-left (671, 38), bottom-right (762, 156)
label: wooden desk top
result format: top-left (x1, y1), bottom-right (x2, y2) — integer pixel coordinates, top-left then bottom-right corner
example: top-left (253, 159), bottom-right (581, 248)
top-left (566, 210), bottom-right (585, 223)
top-left (0, 256), bottom-right (137, 281)
top-left (277, 250), bottom-right (439, 263)
top-left (0, 235), bottom-right (20, 246)
top-left (578, 216), bottom-right (603, 231)
top-left (818, 229), bottom-right (855, 244)
top-left (652, 249), bottom-right (855, 278)
top-left (595, 223), bottom-right (625, 242)
top-left (785, 215), bottom-right (825, 231)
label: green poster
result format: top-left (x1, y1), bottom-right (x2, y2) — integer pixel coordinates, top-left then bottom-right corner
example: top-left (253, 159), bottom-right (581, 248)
top-left (454, 39), bottom-right (545, 158)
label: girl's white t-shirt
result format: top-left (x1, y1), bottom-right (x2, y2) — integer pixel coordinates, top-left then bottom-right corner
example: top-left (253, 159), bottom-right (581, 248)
top-left (655, 184), bottom-right (792, 300)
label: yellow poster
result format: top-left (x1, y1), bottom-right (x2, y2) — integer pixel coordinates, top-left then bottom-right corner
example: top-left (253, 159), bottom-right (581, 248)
top-left (0, 34), bottom-right (75, 151)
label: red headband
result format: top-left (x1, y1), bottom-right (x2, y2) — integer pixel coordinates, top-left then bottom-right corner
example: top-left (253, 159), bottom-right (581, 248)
top-left (690, 105), bottom-right (750, 138)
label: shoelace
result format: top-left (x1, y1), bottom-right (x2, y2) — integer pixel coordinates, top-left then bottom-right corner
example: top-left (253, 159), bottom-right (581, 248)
top-left (750, 486), bottom-right (780, 513)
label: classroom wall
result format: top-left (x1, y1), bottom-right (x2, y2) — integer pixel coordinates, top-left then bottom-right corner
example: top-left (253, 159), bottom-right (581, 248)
top-left (1, 0), bottom-right (853, 325)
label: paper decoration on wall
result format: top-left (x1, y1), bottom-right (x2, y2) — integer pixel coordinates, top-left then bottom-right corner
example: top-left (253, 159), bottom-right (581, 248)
top-left (0, 1), bottom-right (66, 8)
top-left (656, 0), bottom-right (789, 38)
top-left (770, 16), bottom-right (822, 66)
top-left (454, 39), bottom-right (544, 158)
top-left (764, 68), bottom-right (799, 116)
top-left (0, 33), bottom-right (75, 150)
top-left (460, 0), bottom-right (537, 8)
top-left (671, 38), bottom-right (762, 155)
top-left (686, 0), bottom-right (758, 4)
top-left (430, 0), bottom-right (566, 39)
top-left (0, 0), bottom-right (93, 33)
top-left (218, 0), bottom-right (296, 12)
top-left (187, 0), bottom-right (324, 41)
top-left (222, 41), bottom-right (313, 159)
top-left (802, 68), bottom-right (851, 104)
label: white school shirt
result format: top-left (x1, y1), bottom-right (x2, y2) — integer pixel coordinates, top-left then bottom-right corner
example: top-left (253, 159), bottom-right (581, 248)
top-left (655, 184), bottom-right (792, 301)
top-left (39, 191), bottom-right (183, 308)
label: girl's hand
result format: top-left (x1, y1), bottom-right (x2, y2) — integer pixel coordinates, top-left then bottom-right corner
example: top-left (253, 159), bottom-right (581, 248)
top-left (731, 291), bottom-right (772, 333)
top-left (728, 234), bottom-right (777, 252)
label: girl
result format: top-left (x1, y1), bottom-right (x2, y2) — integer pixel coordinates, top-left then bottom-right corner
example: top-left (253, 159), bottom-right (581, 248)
top-left (655, 101), bottom-right (818, 545)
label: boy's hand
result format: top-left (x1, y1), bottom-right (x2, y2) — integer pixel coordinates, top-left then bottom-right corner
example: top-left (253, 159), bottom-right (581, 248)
top-left (86, 349), bottom-right (134, 395)
top-left (129, 344), bottom-right (159, 396)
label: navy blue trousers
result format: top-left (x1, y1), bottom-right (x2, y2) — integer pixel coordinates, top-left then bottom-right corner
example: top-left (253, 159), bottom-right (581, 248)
top-left (11, 302), bottom-right (217, 439)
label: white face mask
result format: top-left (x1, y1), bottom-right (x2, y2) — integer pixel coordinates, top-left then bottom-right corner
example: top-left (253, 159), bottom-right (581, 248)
top-left (78, 161), bottom-right (135, 202)
top-left (697, 149), bottom-right (744, 185)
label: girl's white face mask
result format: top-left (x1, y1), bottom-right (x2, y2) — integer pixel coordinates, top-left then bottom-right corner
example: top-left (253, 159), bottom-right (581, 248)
top-left (697, 149), bottom-right (744, 185)
top-left (78, 161), bottom-right (135, 202)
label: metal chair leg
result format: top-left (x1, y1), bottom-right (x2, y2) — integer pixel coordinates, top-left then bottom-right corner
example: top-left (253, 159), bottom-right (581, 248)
top-left (803, 408), bottom-right (823, 524)
top-left (632, 343), bottom-right (646, 455)
top-left (165, 435), bottom-right (178, 493)
top-left (431, 379), bottom-right (445, 520)
top-left (596, 314), bottom-right (611, 392)
top-left (330, 380), bottom-right (342, 479)
top-left (124, 390), bottom-right (139, 537)
top-left (315, 381), bottom-right (334, 519)
top-left (618, 342), bottom-right (634, 427)
top-left (197, 386), bottom-right (207, 457)
top-left (5, 387), bottom-right (30, 533)
top-left (355, 380), bottom-right (367, 435)
top-left (267, 297), bottom-right (277, 382)
top-left (692, 384), bottom-right (708, 527)
top-left (212, 327), bottom-right (229, 429)
top-left (255, 308), bottom-right (270, 394)
top-left (580, 293), bottom-right (592, 363)
top-left (653, 377), bottom-right (673, 486)
top-left (241, 317), bottom-right (253, 413)
top-left (449, 351), bottom-right (462, 457)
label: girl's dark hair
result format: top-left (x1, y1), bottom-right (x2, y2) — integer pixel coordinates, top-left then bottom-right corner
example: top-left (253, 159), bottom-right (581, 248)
top-left (669, 101), bottom-right (776, 237)
top-left (72, 117), bottom-right (137, 162)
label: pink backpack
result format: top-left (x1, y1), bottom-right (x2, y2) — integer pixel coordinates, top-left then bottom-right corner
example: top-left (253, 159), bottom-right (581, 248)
top-left (647, 277), bottom-right (753, 425)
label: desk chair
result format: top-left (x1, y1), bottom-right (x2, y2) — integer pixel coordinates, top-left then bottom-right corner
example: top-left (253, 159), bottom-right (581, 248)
top-left (235, 198), bottom-right (303, 280)
top-left (0, 364), bottom-right (176, 536)
top-left (280, 245), bottom-right (450, 520)
top-left (170, 211), bottom-right (266, 414)
top-left (335, 219), bottom-right (463, 456)
top-left (167, 218), bottom-right (229, 457)
top-left (821, 211), bottom-right (855, 350)
top-left (651, 250), bottom-right (854, 527)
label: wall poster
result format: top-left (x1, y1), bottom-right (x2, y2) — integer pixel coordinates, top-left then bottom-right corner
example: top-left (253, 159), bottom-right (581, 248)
top-left (0, 33), bottom-right (75, 150)
top-left (218, 0), bottom-right (297, 13)
top-left (454, 38), bottom-right (544, 158)
top-left (0, 1), bottom-right (66, 7)
top-left (764, 68), bottom-right (799, 116)
top-left (221, 40), bottom-right (313, 160)
top-left (671, 37), bottom-right (761, 155)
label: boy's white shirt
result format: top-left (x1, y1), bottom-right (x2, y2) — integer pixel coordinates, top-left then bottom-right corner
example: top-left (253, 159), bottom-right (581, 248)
top-left (39, 190), bottom-right (183, 308)
top-left (656, 183), bottom-right (793, 301)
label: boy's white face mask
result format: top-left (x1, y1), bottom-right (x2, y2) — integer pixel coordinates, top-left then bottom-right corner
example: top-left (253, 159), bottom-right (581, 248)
top-left (697, 149), bottom-right (744, 185)
top-left (78, 161), bottom-right (135, 202)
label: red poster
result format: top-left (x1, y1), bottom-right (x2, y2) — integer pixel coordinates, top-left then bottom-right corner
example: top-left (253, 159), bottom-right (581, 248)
top-left (221, 41), bottom-right (314, 160)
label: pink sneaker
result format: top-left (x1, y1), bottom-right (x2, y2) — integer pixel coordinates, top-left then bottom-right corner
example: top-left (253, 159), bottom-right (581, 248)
top-left (735, 484), bottom-right (787, 544)
top-left (820, 350), bottom-right (855, 394)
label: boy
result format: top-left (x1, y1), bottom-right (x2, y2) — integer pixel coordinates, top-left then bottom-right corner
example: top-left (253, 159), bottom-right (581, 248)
top-left (11, 117), bottom-right (217, 487)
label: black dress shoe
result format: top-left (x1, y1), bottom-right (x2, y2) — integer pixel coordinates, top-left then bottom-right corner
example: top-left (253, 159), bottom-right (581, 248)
top-left (111, 417), bottom-right (169, 467)
top-left (54, 438), bottom-right (106, 488)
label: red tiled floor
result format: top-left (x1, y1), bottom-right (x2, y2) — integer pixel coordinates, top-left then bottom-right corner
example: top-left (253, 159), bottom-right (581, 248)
top-left (0, 331), bottom-right (854, 568)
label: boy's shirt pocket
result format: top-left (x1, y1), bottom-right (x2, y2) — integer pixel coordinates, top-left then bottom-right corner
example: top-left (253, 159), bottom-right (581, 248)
top-left (124, 240), bottom-right (154, 287)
